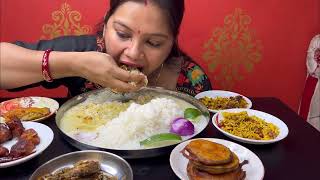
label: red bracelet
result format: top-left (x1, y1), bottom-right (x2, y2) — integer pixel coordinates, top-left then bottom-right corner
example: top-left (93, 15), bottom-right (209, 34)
top-left (42, 49), bottom-right (53, 82)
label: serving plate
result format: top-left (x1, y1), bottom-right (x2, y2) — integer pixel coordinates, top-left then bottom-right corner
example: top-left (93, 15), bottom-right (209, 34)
top-left (0, 96), bottom-right (59, 122)
top-left (212, 108), bottom-right (289, 144)
top-left (170, 138), bottom-right (264, 180)
top-left (0, 122), bottom-right (54, 168)
top-left (55, 87), bottom-right (210, 159)
top-left (30, 150), bottom-right (133, 180)
top-left (195, 90), bottom-right (252, 113)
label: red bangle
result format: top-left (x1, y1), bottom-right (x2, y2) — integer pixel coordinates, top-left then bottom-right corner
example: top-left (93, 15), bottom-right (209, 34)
top-left (42, 49), bottom-right (53, 82)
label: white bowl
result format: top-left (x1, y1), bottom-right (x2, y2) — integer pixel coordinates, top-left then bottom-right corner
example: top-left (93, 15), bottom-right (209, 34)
top-left (195, 90), bottom-right (252, 113)
top-left (212, 108), bottom-right (289, 144)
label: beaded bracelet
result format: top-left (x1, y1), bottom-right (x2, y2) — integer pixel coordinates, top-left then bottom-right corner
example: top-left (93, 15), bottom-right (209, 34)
top-left (41, 49), bottom-right (53, 82)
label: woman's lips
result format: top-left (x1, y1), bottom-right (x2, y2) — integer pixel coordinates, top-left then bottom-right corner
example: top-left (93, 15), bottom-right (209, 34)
top-left (119, 60), bottom-right (143, 68)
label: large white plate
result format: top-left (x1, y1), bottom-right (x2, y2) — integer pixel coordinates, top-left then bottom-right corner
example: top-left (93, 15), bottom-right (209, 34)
top-left (170, 138), bottom-right (264, 180)
top-left (0, 97), bottom-right (59, 122)
top-left (0, 122), bottom-right (54, 168)
top-left (212, 109), bottom-right (289, 144)
top-left (195, 90), bottom-right (252, 113)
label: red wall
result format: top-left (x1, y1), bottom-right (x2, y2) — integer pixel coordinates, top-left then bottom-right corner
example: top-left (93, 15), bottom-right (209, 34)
top-left (1, 0), bottom-right (319, 111)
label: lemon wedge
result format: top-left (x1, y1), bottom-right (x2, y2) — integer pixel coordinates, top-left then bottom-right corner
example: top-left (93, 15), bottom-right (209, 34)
top-left (140, 133), bottom-right (182, 148)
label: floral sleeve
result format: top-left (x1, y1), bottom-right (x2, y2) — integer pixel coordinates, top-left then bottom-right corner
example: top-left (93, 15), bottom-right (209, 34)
top-left (176, 58), bottom-right (212, 96)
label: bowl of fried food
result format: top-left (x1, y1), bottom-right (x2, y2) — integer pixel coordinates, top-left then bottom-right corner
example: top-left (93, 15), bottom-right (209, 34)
top-left (170, 138), bottom-right (264, 180)
top-left (30, 150), bottom-right (133, 180)
top-left (195, 90), bottom-right (252, 113)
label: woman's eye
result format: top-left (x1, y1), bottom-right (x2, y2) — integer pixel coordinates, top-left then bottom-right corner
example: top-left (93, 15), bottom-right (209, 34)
top-left (147, 40), bottom-right (162, 48)
top-left (116, 32), bottom-right (130, 40)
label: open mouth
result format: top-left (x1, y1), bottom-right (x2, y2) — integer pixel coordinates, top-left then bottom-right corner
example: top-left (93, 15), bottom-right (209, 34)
top-left (119, 63), bottom-right (143, 72)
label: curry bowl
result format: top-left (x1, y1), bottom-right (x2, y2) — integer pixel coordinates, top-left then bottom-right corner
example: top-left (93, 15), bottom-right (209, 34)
top-left (212, 108), bottom-right (289, 144)
top-left (29, 150), bottom-right (133, 180)
top-left (55, 87), bottom-right (210, 158)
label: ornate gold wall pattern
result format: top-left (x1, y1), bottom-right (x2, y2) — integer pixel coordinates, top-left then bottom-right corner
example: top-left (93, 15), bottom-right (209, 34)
top-left (41, 2), bottom-right (92, 39)
top-left (202, 8), bottom-right (262, 89)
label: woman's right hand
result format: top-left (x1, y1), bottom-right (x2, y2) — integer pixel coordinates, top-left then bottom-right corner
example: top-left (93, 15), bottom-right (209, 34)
top-left (73, 51), bottom-right (146, 92)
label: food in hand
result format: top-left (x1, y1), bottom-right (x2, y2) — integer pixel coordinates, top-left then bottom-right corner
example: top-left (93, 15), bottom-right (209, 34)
top-left (199, 96), bottom-right (248, 110)
top-left (0, 123), bottom-right (12, 143)
top-left (38, 160), bottom-right (117, 180)
top-left (112, 64), bottom-right (148, 93)
top-left (3, 107), bottom-right (50, 121)
top-left (181, 139), bottom-right (248, 180)
top-left (219, 111), bottom-right (279, 140)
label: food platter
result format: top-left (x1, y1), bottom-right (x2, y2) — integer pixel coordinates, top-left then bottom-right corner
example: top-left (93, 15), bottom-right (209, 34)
top-left (55, 87), bottom-right (210, 159)
top-left (170, 138), bottom-right (264, 180)
top-left (0, 97), bottom-right (59, 122)
top-left (212, 109), bottom-right (289, 144)
top-left (195, 90), bottom-right (252, 113)
top-left (30, 150), bottom-right (133, 180)
top-left (0, 122), bottom-right (54, 168)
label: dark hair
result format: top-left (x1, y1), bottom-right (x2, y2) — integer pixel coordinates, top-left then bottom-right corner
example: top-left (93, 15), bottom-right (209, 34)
top-left (96, 0), bottom-right (185, 59)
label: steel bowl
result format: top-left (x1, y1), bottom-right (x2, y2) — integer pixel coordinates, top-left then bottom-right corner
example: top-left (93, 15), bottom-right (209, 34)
top-left (55, 87), bottom-right (210, 159)
top-left (29, 150), bottom-right (133, 180)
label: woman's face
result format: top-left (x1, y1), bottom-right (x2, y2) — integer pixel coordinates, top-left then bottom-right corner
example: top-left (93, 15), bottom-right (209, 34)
top-left (104, 1), bottom-right (174, 75)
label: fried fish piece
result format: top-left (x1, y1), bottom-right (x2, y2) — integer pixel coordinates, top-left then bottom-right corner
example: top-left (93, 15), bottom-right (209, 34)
top-left (187, 161), bottom-right (246, 180)
top-left (5, 117), bottom-right (25, 137)
top-left (190, 152), bottom-right (240, 175)
top-left (4, 107), bottom-right (50, 121)
top-left (182, 139), bottom-right (232, 165)
top-left (0, 146), bottom-right (9, 157)
top-left (20, 129), bottom-right (40, 145)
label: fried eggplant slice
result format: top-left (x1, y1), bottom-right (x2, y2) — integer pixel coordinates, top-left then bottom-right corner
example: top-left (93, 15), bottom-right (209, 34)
top-left (182, 139), bottom-right (232, 165)
top-left (187, 161), bottom-right (246, 180)
top-left (191, 152), bottom-right (239, 175)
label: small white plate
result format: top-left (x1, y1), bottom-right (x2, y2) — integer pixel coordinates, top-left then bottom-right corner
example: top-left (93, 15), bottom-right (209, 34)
top-left (0, 97), bottom-right (59, 122)
top-left (195, 90), bottom-right (252, 113)
top-left (0, 122), bottom-right (54, 168)
top-left (212, 109), bottom-right (289, 144)
top-left (170, 138), bottom-right (264, 180)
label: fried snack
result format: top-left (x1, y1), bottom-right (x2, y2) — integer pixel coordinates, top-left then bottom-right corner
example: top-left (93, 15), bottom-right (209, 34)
top-left (182, 139), bottom-right (232, 165)
top-left (3, 107), bottom-right (50, 121)
top-left (187, 161), bottom-right (246, 180)
top-left (9, 139), bottom-right (35, 158)
top-left (20, 129), bottom-right (40, 145)
top-left (0, 123), bottom-right (12, 143)
top-left (191, 152), bottom-right (239, 175)
top-left (0, 146), bottom-right (9, 157)
top-left (5, 117), bottom-right (24, 137)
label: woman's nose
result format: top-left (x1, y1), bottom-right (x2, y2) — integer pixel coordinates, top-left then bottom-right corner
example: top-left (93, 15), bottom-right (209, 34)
top-left (125, 40), bottom-right (144, 60)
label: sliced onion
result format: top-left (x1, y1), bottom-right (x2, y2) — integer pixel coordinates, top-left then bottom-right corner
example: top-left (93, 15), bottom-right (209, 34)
top-left (170, 118), bottom-right (195, 136)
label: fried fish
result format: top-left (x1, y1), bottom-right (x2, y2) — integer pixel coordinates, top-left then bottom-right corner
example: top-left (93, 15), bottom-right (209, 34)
top-left (3, 107), bottom-right (50, 121)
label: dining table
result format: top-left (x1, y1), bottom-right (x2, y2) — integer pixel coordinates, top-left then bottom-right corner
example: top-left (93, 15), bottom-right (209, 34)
top-left (0, 97), bottom-right (320, 180)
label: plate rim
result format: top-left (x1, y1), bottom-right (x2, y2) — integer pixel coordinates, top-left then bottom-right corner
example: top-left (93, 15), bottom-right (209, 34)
top-left (212, 108), bottom-right (289, 144)
top-left (169, 137), bottom-right (265, 180)
top-left (194, 90), bottom-right (252, 113)
top-left (0, 96), bottom-right (59, 122)
top-left (0, 121), bottom-right (54, 168)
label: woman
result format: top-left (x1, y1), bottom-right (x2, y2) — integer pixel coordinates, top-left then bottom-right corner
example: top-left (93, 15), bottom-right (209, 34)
top-left (0, 0), bottom-right (211, 97)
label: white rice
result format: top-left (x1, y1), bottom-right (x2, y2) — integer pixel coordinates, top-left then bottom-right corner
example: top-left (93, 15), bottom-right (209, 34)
top-left (89, 97), bottom-right (184, 149)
